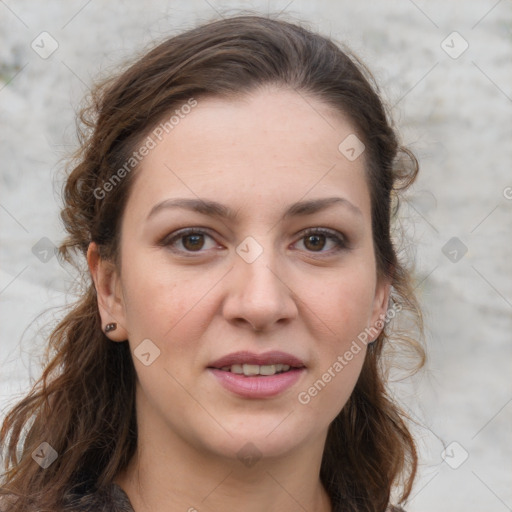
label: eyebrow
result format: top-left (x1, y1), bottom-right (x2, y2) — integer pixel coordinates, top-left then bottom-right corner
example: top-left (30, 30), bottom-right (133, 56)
top-left (146, 196), bottom-right (362, 222)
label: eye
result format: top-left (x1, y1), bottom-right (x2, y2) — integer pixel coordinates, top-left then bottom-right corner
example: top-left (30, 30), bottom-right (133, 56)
top-left (294, 228), bottom-right (348, 255)
top-left (160, 227), bottom-right (348, 257)
top-left (161, 228), bottom-right (218, 254)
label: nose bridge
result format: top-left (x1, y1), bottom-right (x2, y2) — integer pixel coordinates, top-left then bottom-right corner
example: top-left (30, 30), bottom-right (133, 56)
top-left (236, 234), bottom-right (283, 298)
top-left (223, 234), bottom-right (297, 330)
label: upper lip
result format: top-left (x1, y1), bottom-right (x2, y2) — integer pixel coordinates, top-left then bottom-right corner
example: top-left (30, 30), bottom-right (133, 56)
top-left (208, 350), bottom-right (306, 369)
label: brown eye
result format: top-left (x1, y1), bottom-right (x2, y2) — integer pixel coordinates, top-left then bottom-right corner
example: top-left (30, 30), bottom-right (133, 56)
top-left (296, 228), bottom-right (347, 256)
top-left (182, 233), bottom-right (205, 251)
top-left (303, 233), bottom-right (327, 251)
top-left (162, 228), bottom-right (217, 254)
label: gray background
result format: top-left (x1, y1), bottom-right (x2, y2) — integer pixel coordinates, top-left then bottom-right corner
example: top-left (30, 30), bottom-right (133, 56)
top-left (1, 1), bottom-right (511, 511)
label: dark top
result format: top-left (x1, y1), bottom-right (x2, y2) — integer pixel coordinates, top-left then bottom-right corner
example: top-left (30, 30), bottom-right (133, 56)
top-left (60, 482), bottom-right (134, 511)
top-left (63, 482), bottom-right (406, 512)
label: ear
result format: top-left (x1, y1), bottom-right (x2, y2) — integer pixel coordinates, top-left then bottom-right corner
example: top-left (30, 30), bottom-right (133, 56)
top-left (368, 275), bottom-right (392, 342)
top-left (87, 242), bottom-right (129, 342)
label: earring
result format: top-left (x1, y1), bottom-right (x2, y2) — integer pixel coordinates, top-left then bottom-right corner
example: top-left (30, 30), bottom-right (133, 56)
top-left (105, 323), bottom-right (117, 333)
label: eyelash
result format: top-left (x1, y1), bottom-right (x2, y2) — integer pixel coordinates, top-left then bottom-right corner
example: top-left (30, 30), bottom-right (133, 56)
top-left (160, 227), bottom-right (348, 258)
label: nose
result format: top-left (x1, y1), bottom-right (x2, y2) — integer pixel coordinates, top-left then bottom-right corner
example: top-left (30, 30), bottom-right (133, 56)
top-left (222, 245), bottom-right (298, 332)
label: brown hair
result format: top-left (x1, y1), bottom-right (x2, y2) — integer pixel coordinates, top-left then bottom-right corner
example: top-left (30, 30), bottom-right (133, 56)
top-left (0, 14), bottom-right (424, 512)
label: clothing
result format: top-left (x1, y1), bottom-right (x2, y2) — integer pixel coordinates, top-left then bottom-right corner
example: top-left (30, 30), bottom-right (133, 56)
top-left (65, 482), bottom-right (406, 512)
top-left (62, 483), bottom-right (134, 511)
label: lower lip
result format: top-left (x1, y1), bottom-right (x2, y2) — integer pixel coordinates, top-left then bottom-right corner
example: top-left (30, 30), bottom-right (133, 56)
top-left (208, 368), bottom-right (305, 398)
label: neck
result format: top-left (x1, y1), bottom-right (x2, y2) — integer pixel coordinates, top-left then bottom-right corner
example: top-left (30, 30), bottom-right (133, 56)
top-left (114, 382), bottom-right (334, 512)
top-left (114, 435), bottom-right (332, 512)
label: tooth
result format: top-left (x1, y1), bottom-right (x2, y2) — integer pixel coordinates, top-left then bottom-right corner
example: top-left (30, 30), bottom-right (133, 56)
top-left (227, 363), bottom-right (292, 376)
top-left (231, 364), bottom-right (244, 374)
top-left (242, 364), bottom-right (260, 376)
top-left (259, 364), bottom-right (276, 376)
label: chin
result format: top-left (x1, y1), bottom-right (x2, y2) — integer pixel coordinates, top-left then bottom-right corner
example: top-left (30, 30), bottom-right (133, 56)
top-left (196, 411), bottom-right (321, 462)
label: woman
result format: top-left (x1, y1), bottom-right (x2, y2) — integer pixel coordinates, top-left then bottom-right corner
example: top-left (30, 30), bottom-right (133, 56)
top-left (0, 14), bottom-right (424, 512)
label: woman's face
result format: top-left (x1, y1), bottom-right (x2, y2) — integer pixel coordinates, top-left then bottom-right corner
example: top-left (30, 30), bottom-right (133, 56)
top-left (100, 87), bottom-right (390, 461)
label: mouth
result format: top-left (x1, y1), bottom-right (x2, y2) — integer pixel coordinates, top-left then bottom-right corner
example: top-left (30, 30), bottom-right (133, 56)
top-left (215, 363), bottom-right (295, 376)
top-left (207, 350), bottom-right (306, 375)
top-left (207, 351), bottom-right (306, 398)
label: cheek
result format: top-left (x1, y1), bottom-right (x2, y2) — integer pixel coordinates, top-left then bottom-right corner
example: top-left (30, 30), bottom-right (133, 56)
top-left (294, 265), bottom-right (375, 417)
top-left (297, 352), bottom-right (365, 433)
top-left (121, 254), bottom-right (220, 350)
top-left (332, 281), bottom-right (375, 337)
top-left (305, 264), bottom-right (377, 344)
top-left (298, 289), bottom-right (370, 425)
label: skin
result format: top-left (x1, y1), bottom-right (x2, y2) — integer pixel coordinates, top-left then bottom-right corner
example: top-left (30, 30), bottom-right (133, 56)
top-left (88, 86), bottom-right (391, 512)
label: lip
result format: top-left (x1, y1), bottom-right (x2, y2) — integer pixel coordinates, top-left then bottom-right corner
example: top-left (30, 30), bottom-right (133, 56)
top-left (207, 350), bottom-right (306, 399)
top-left (208, 368), bottom-right (306, 398)
top-left (208, 350), bottom-right (306, 369)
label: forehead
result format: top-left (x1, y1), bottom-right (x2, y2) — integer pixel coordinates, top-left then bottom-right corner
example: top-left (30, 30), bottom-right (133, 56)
top-left (124, 87), bottom-right (372, 223)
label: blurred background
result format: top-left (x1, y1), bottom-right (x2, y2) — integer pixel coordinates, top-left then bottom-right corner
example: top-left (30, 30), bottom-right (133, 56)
top-left (1, 1), bottom-right (511, 510)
